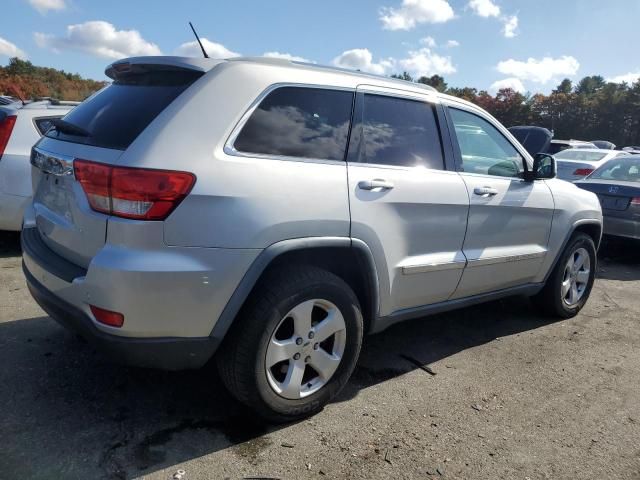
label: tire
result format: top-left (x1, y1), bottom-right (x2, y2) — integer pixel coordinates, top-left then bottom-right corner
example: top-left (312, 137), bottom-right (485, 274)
top-left (216, 265), bottom-right (363, 423)
top-left (534, 232), bottom-right (597, 318)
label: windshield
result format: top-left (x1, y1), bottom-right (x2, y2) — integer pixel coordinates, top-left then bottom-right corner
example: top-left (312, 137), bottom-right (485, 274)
top-left (590, 157), bottom-right (640, 182)
top-left (555, 150), bottom-right (608, 162)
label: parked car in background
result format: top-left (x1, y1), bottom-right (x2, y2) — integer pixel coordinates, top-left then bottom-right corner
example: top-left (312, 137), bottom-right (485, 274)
top-left (555, 148), bottom-right (630, 181)
top-left (22, 56), bottom-right (602, 422)
top-left (622, 146), bottom-right (640, 154)
top-left (0, 99), bottom-right (77, 231)
top-left (576, 156), bottom-right (640, 240)
top-left (591, 140), bottom-right (616, 150)
top-left (0, 96), bottom-right (19, 106)
top-left (507, 126), bottom-right (552, 157)
top-left (548, 139), bottom-right (597, 154)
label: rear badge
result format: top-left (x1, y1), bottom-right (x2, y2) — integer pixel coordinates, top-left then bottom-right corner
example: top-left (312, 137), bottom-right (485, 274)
top-left (609, 186), bottom-right (619, 194)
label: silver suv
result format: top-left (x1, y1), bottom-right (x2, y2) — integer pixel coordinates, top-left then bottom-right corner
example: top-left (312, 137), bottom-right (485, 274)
top-left (22, 56), bottom-right (602, 422)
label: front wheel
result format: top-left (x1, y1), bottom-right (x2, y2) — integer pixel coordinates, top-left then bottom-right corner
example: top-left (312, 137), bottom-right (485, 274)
top-left (534, 232), bottom-right (597, 318)
top-left (217, 265), bottom-right (363, 422)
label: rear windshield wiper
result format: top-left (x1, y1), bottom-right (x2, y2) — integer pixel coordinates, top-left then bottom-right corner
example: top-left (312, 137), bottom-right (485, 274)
top-left (51, 118), bottom-right (91, 137)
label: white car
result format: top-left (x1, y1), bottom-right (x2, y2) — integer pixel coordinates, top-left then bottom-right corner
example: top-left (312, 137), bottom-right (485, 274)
top-left (0, 99), bottom-right (77, 230)
top-left (555, 148), bottom-right (631, 182)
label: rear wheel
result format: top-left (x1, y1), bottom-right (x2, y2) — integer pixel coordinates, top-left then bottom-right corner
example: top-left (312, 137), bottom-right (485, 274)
top-left (534, 232), bottom-right (596, 318)
top-left (217, 265), bottom-right (363, 422)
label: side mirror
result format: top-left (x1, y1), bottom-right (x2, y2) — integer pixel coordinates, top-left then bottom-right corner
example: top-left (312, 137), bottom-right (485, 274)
top-left (525, 153), bottom-right (556, 181)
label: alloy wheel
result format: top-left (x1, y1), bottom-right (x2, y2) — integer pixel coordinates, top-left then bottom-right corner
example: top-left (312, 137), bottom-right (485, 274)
top-left (265, 299), bottom-right (347, 400)
top-left (561, 247), bottom-right (591, 307)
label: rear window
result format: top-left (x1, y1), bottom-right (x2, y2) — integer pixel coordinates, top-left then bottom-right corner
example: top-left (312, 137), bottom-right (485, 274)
top-left (555, 150), bottom-right (608, 162)
top-left (590, 157), bottom-right (640, 182)
top-left (45, 70), bottom-right (203, 150)
top-left (233, 87), bottom-right (354, 161)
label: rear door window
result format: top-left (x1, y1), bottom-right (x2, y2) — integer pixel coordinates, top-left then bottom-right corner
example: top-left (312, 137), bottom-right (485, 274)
top-left (353, 93), bottom-right (444, 169)
top-left (45, 70), bottom-right (203, 150)
top-left (233, 86), bottom-right (354, 161)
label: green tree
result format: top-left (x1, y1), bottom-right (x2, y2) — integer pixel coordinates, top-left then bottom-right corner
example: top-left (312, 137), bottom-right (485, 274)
top-left (391, 71), bottom-right (414, 82)
top-left (553, 78), bottom-right (572, 94)
top-left (417, 74), bottom-right (448, 92)
top-left (575, 75), bottom-right (606, 95)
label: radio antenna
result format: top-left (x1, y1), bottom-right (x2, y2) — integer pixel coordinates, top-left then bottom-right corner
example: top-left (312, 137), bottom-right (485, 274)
top-left (188, 21), bottom-right (209, 58)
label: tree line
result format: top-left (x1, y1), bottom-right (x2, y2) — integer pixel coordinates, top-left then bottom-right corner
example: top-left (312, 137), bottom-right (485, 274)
top-left (1, 57), bottom-right (638, 147)
top-left (0, 57), bottom-right (106, 102)
top-left (394, 72), bottom-right (640, 148)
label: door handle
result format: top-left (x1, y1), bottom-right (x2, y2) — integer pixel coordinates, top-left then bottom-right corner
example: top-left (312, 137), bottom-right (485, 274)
top-left (358, 179), bottom-right (395, 191)
top-left (473, 186), bottom-right (499, 197)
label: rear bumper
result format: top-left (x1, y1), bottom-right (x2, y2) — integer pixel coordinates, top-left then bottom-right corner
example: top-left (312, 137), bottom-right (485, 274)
top-left (21, 227), bottom-right (259, 369)
top-left (603, 215), bottom-right (640, 240)
top-left (0, 192), bottom-right (29, 231)
top-left (24, 263), bottom-right (219, 369)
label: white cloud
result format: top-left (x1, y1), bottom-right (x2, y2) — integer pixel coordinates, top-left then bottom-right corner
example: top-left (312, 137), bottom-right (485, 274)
top-left (398, 48), bottom-right (456, 77)
top-left (497, 55), bottom-right (579, 84)
top-left (420, 36), bottom-right (437, 48)
top-left (607, 71), bottom-right (640, 84)
top-left (0, 37), bottom-right (27, 59)
top-left (27, 0), bottom-right (66, 14)
top-left (263, 51), bottom-right (312, 63)
top-left (380, 0), bottom-right (455, 30)
top-left (332, 47), bottom-right (455, 78)
top-left (490, 77), bottom-right (526, 93)
top-left (332, 48), bottom-right (394, 75)
top-left (175, 38), bottom-right (239, 58)
top-left (35, 21), bottom-right (161, 59)
top-left (502, 15), bottom-right (518, 38)
top-left (445, 40), bottom-right (460, 48)
top-left (468, 0), bottom-right (500, 18)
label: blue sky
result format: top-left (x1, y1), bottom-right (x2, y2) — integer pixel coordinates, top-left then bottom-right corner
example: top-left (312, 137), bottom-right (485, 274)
top-left (2, 0), bottom-right (639, 93)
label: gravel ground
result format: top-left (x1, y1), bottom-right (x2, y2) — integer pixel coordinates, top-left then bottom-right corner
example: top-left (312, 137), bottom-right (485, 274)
top-left (1, 231), bottom-right (639, 480)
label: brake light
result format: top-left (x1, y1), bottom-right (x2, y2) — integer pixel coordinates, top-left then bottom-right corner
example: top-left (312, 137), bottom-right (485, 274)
top-left (631, 197), bottom-right (640, 205)
top-left (90, 305), bottom-right (124, 328)
top-left (0, 115), bottom-right (17, 160)
top-left (573, 168), bottom-right (594, 176)
top-left (74, 160), bottom-right (195, 220)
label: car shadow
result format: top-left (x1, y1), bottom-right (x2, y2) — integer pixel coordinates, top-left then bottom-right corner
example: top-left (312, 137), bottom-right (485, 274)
top-left (597, 236), bottom-right (640, 281)
top-left (0, 230), bottom-right (20, 258)
top-left (0, 295), bottom-right (561, 479)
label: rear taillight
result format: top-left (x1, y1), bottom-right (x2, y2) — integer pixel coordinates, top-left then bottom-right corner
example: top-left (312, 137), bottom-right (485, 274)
top-left (631, 197), bottom-right (640, 205)
top-left (573, 168), bottom-right (594, 176)
top-left (74, 160), bottom-right (195, 220)
top-left (0, 114), bottom-right (17, 160)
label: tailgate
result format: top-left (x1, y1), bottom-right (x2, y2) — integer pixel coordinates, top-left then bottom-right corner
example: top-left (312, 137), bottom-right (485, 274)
top-left (31, 139), bottom-right (122, 268)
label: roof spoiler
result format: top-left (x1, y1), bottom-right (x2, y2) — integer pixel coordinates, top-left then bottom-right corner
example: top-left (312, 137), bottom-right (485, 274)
top-left (105, 56), bottom-right (223, 80)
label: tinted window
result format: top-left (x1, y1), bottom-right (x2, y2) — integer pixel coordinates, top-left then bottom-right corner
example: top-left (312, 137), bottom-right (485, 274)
top-left (450, 108), bottom-right (524, 178)
top-left (234, 87), bottom-right (353, 161)
top-left (45, 70), bottom-right (203, 150)
top-left (34, 117), bottom-right (61, 136)
top-left (591, 157), bottom-right (640, 182)
top-left (356, 94), bottom-right (443, 168)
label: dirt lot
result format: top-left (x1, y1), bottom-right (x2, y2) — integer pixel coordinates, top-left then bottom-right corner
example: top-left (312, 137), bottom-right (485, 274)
top-left (1, 231), bottom-right (639, 480)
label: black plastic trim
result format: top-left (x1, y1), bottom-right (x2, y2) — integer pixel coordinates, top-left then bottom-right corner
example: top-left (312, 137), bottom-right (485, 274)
top-left (210, 237), bottom-right (381, 340)
top-left (21, 228), bottom-right (87, 283)
top-left (542, 220), bottom-right (602, 283)
top-left (372, 283), bottom-right (544, 334)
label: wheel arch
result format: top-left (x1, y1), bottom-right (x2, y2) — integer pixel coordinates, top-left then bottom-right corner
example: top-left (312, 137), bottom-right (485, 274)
top-left (543, 219), bottom-right (602, 283)
top-left (210, 237), bottom-right (380, 344)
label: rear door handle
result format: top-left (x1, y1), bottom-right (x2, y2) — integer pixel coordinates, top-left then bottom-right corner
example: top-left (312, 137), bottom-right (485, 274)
top-left (358, 179), bottom-right (395, 191)
top-left (473, 186), bottom-right (499, 197)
